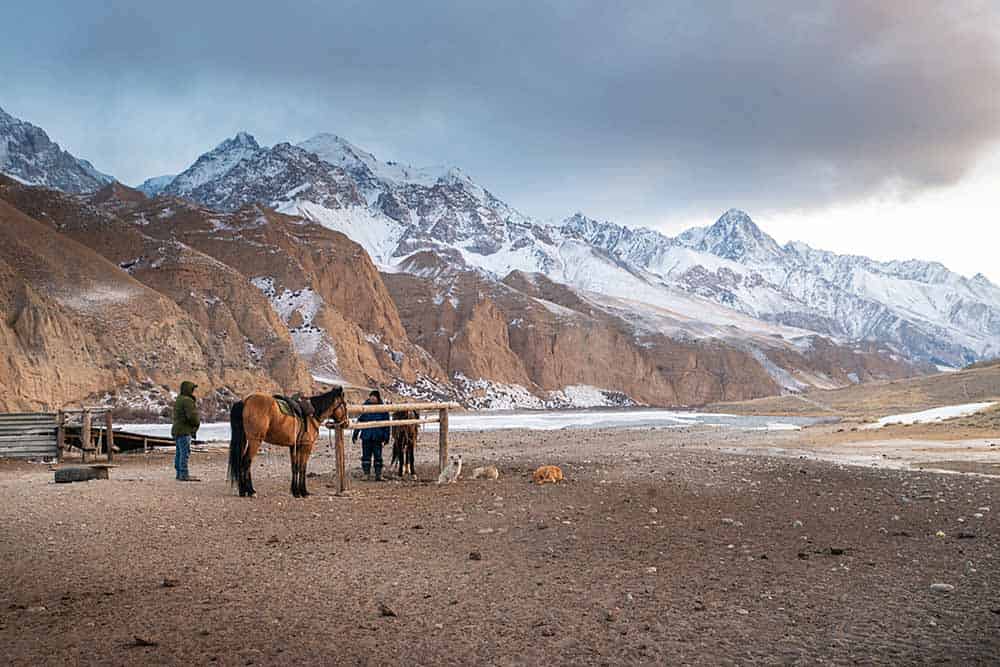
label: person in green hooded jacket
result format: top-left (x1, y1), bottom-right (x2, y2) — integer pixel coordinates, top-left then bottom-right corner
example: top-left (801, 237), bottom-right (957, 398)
top-left (171, 380), bottom-right (201, 481)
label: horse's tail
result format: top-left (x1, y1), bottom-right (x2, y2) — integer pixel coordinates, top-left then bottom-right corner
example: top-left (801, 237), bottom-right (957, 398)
top-left (228, 400), bottom-right (246, 486)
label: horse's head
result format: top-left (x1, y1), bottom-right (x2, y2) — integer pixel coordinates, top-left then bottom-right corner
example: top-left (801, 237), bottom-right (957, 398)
top-left (311, 386), bottom-right (349, 428)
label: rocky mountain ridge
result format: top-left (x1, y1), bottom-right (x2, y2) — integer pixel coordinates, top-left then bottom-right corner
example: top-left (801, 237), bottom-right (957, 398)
top-left (0, 108), bottom-right (960, 410)
top-left (0, 107), bottom-right (113, 193)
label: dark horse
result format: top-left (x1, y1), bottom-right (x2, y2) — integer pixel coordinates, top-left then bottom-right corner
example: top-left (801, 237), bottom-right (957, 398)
top-left (228, 387), bottom-right (348, 497)
top-left (390, 409), bottom-right (419, 478)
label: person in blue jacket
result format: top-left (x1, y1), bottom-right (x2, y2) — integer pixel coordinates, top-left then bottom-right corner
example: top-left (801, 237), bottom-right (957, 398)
top-left (352, 390), bottom-right (390, 481)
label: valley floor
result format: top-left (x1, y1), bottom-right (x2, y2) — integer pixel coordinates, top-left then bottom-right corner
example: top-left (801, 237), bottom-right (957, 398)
top-left (2, 425), bottom-right (999, 665)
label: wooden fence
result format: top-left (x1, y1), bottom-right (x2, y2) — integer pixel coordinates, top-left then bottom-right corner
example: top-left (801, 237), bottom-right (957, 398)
top-left (0, 413), bottom-right (59, 459)
top-left (325, 401), bottom-right (460, 495)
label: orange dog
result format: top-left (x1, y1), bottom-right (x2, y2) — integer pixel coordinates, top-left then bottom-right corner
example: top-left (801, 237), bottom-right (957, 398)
top-left (533, 465), bottom-right (564, 484)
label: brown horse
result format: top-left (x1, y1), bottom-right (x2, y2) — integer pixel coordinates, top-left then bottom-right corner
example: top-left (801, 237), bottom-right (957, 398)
top-left (227, 387), bottom-right (348, 497)
top-left (390, 409), bottom-right (419, 478)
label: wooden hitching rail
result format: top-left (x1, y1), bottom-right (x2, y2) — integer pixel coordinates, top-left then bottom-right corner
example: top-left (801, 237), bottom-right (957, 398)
top-left (325, 401), bottom-right (460, 495)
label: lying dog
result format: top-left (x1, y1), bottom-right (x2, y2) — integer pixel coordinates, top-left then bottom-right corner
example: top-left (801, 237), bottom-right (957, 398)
top-left (471, 465), bottom-right (500, 480)
top-left (532, 465), bottom-right (564, 484)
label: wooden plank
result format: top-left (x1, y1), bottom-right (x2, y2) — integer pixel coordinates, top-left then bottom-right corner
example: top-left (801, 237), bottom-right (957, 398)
top-left (335, 425), bottom-right (347, 495)
top-left (348, 402), bottom-right (460, 415)
top-left (105, 412), bottom-right (114, 463)
top-left (341, 416), bottom-right (439, 430)
top-left (56, 411), bottom-right (65, 463)
top-left (438, 408), bottom-right (448, 474)
top-left (81, 411), bottom-right (91, 463)
top-left (0, 433), bottom-right (58, 442)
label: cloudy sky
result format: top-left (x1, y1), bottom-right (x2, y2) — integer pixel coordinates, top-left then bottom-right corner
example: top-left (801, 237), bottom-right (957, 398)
top-left (4, 1), bottom-right (1000, 280)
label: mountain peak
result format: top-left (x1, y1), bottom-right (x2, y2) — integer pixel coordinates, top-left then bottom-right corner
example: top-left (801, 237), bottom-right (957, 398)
top-left (972, 272), bottom-right (995, 287)
top-left (215, 131), bottom-right (259, 152)
top-left (680, 209), bottom-right (783, 263)
top-left (164, 132), bottom-right (263, 197)
top-left (0, 107), bottom-right (114, 192)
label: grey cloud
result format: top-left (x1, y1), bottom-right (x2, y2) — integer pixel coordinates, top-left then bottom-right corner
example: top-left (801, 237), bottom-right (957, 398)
top-left (2, 1), bottom-right (999, 225)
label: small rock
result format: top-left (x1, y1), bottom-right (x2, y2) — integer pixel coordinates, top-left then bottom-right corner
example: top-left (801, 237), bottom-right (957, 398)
top-left (792, 520), bottom-right (803, 528)
top-left (434, 623), bottom-right (444, 630)
top-left (161, 579), bottom-right (180, 588)
top-left (540, 627), bottom-right (556, 637)
top-left (830, 547), bottom-right (845, 556)
top-left (26, 605), bottom-right (47, 613)
top-left (477, 528), bottom-right (494, 535)
top-left (625, 592), bottom-right (634, 603)
top-left (644, 566), bottom-right (657, 575)
top-left (469, 551), bottom-right (482, 561)
top-left (377, 602), bottom-right (397, 618)
top-left (735, 608), bottom-right (749, 615)
top-left (129, 636), bottom-right (159, 648)
top-left (929, 583), bottom-right (954, 594)
top-left (973, 513), bottom-right (984, 519)
top-left (935, 531), bottom-right (946, 538)
top-left (648, 507), bottom-right (658, 514)
top-left (957, 531), bottom-right (976, 539)
top-left (266, 535), bottom-right (280, 545)
top-left (605, 607), bottom-right (621, 622)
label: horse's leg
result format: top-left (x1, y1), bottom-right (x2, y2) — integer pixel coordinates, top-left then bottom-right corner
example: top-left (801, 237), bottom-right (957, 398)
top-left (245, 439), bottom-right (259, 497)
top-left (300, 442), bottom-right (313, 497)
top-left (408, 443), bottom-right (416, 478)
top-left (289, 446), bottom-right (300, 497)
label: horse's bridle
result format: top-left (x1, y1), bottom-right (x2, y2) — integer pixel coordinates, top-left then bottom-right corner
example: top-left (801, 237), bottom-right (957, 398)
top-left (322, 397), bottom-right (350, 429)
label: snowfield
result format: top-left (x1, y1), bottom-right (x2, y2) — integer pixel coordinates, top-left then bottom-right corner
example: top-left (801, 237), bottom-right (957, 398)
top-left (863, 402), bottom-right (998, 430)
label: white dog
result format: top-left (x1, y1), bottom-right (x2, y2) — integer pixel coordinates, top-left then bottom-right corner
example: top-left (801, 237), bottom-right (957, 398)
top-left (471, 465), bottom-right (499, 480)
top-left (437, 455), bottom-right (463, 484)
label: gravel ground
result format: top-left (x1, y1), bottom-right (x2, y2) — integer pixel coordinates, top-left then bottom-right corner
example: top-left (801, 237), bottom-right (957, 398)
top-left (2, 426), bottom-right (998, 665)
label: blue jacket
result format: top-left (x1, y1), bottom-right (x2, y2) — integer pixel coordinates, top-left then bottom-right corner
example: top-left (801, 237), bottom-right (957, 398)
top-left (353, 410), bottom-right (390, 444)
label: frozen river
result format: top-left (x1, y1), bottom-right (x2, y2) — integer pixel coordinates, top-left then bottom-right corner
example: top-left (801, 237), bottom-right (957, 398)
top-left (122, 409), bottom-right (825, 442)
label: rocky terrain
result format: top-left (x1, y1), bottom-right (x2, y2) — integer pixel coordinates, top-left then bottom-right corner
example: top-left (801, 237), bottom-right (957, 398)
top-left (2, 425), bottom-right (998, 665)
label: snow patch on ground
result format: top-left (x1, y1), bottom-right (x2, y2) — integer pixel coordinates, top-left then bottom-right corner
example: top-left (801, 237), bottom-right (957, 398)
top-left (546, 385), bottom-right (638, 409)
top-left (863, 402), bottom-right (998, 430)
top-left (453, 373), bottom-right (545, 410)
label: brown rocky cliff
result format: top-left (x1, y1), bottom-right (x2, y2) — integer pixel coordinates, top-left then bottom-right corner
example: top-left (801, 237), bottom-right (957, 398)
top-left (2, 179), bottom-right (312, 395)
top-left (0, 196), bottom-right (223, 410)
top-left (117, 199), bottom-right (444, 389)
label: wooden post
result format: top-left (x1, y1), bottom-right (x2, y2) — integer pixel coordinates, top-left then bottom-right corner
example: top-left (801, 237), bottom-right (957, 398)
top-left (56, 411), bottom-right (65, 463)
top-left (81, 410), bottom-right (92, 464)
top-left (438, 408), bottom-right (449, 474)
top-left (105, 412), bottom-right (114, 463)
top-left (335, 425), bottom-right (348, 495)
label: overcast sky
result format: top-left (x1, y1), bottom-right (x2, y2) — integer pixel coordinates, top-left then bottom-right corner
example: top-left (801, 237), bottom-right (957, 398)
top-left (4, 1), bottom-right (1000, 280)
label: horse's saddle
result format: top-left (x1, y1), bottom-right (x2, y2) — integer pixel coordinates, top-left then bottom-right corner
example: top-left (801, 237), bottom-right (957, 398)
top-left (274, 394), bottom-right (314, 421)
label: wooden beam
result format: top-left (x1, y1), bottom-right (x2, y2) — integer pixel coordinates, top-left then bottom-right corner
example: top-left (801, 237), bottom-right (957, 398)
top-left (339, 416), bottom-right (439, 430)
top-left (335, 425), bottom-right (347, 495)
top-left (438, 408), bottom-right (448, 474)
top-left (105, 412), bottom-right (114, 463)
top-left (56, 411), bottom-right (65, 463)
top-left (81, 410), bottom-right (91, 464)
top-left (348, 402), bottom-right (460, 415)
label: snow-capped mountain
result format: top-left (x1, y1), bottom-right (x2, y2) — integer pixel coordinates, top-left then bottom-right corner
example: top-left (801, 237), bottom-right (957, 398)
top-left (571, 210), bottom-right (1000, 365)
top-left (150, 130), bottom-right (1000, 369)
top-left (137, 174), bottom-right (174, 197)
top-left (0, 107), bottom-right (113, 192)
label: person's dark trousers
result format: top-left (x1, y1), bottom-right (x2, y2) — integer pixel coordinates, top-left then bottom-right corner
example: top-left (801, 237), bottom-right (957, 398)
top-left (174, 435), bottom-right (191, 480)
top-left (360, 440), bottom-right (384, 477)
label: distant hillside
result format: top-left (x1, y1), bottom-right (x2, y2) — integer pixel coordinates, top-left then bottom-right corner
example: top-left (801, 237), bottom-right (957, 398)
top-left (710, 364), bottom-right (1000, 419)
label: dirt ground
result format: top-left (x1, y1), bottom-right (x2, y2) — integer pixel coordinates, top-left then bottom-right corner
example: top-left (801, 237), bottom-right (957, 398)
top-left (2, 426), bottom-right (999, 665)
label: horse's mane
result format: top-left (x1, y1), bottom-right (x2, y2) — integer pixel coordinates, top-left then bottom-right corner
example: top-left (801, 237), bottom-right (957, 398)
top-left (309, 386), bottom-right (344, 417)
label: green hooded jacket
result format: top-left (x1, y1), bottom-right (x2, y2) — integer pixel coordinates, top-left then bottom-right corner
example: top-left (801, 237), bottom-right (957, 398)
top-left (171, 381), bottom-right (201, 438)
